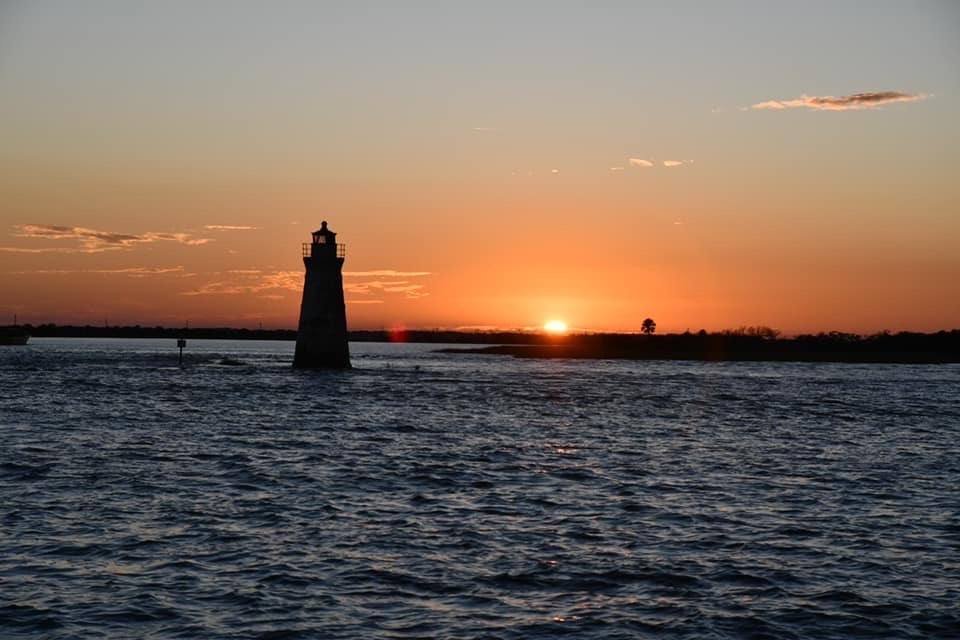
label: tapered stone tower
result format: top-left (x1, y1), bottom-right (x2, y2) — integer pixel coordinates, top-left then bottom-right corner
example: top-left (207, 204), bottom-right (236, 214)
top-left (293, 221), bottom-right (351, 368)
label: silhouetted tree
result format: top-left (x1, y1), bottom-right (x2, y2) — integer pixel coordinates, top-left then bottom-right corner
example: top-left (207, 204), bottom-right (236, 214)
top-left (721, 325), bottom-right (780, 339)
top-left (641, 318), bottom-right (656, 335)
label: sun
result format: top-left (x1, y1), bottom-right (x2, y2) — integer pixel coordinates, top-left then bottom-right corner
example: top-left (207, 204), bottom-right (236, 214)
top-left (544, 319), bottom-right (568, 334)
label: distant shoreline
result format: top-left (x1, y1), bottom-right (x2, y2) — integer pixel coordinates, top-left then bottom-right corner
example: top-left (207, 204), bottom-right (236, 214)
top-left (6, 324), bottom-right (958, 364)
top-left (438, 332), bottom-right (960, 364)
top-left (5, 324), bottom-right (555, 344)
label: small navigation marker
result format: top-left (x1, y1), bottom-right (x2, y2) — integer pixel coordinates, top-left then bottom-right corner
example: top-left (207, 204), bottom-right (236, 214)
top-left (177, 337), bottom-right (187, 365)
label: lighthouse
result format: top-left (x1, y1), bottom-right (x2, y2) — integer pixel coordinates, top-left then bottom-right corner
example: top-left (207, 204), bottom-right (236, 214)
top-left (293, 221), bottom-right (351, 368)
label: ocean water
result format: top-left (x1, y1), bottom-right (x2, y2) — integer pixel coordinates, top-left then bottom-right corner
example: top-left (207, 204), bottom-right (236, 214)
top-left (1, 338), bottom-right (958, 639)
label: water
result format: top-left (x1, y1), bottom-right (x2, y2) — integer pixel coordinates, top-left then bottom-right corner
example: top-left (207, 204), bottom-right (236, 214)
top-left (1, 338), bottom-right (958, 639)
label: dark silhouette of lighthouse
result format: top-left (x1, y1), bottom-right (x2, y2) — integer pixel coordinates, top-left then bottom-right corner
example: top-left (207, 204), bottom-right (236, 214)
top-left (293, 221), bottom-right (350, 368)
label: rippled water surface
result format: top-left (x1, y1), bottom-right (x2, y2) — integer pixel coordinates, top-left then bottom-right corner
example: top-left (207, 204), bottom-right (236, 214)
top-left (2, 338), bottom-right (959, 639)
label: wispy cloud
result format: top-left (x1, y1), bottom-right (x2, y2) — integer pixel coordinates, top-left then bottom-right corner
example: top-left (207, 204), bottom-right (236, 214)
top-left (180, 268), bottom-right (431, 300)
top-left (257, 271), bottom-right (302, 291)
top-left (625, 158), bottom-right (691, 169)
top-left (343, 270), bottom-right (431, 277)
top-left (472, 127), bottom-right (495, 132)
top-left (179, 270), bottom-right (301, 296)
top-left (348, 300), bottom-right (385, 305)
top-left (383, 283), bottom-right (427, 296)
top-left (345, 280), bottom-right (406, 294)
top-left (10, 266), bottom-right (186, 277)
top-left (94, 266), bottom-right (186, 276)
top-left (11, 224), bottom-right (212, 253)
top-left (344, 269), bottom-right (432, 300)
top-left (609, 166), bottom-right (625, 172)
top-left (204, 225), bottom-right (259, 231)
top-left (750, 91), bottom-right (928, 111)
top-left (180, 282), bottom-right (247, 296)
top-left (345, 280), bottom-right (428, 299)
top-left (0, 247), bottom-right (81, 254)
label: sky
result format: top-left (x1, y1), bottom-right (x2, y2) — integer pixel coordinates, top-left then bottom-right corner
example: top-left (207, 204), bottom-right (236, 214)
top-left (1, 0), bottom-right (958, 333)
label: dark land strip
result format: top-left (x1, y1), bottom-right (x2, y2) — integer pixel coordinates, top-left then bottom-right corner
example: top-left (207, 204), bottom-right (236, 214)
top-left (437, 331), bottom-right (960, 364)
top-left (7, 325), bottom-right (959, 364)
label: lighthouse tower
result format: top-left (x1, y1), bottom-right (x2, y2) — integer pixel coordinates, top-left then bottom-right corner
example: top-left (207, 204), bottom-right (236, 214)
top-left (293, 221), bottom-right (351, 368)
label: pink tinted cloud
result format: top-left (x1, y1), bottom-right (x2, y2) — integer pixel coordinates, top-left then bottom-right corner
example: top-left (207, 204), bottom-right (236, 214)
top-left (751, 91), bottom-right (928, 111)
top-left (12, 224), bottom-right (211, 252)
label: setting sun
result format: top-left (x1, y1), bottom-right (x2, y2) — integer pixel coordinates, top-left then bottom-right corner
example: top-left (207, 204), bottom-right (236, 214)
top-left (544, 320), bottom-right (568, 334)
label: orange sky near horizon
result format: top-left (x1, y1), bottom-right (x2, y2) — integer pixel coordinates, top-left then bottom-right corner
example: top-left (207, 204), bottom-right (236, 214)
top-left (1, 2), bottom-right (958, 335)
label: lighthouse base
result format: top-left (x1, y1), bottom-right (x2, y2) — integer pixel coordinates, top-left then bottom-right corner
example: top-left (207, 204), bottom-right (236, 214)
top-left (293, 328), bottom-right (351, 369)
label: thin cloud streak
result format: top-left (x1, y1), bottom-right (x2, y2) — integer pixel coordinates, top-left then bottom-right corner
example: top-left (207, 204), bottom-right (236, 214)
top-left (346, 280), bottom-right (428, 299)
top-left (180, 270), bottom-right (429, 300)
top-left (629, 158), bottom-right (654, 168)
top-left (343, 270), bottom-right (431, 277)
top-left (204, 225), bottom-right (259, 230)
top-left (180, 270), bottom-right (301, 296)
top-left (751, 91), bottom-right (928, 111)
top-left (12, 224), bottom-right (212, 252)
top-left (11, 266), bottom-right (186, 277)
top-left (383, 284), bottom-right (427, 295)
top-left (0, 247), bottom-right (82, 254)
